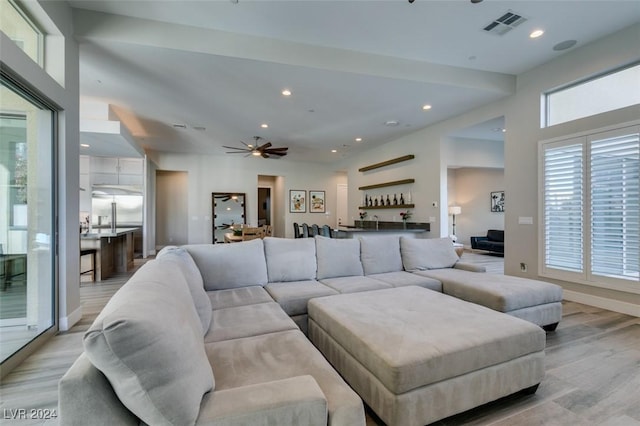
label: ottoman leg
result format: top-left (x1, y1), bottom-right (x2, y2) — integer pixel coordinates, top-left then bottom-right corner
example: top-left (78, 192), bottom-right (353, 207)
top-left (542, 322), bottom-right (559, 332)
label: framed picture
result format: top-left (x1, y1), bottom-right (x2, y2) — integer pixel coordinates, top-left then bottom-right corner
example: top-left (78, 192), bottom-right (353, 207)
top-left (309, 190), bottom-right (326, 213)
top-left (290, 190), bottom-right (306, 213)
top-left (491, 191), bottom-right (505, 212)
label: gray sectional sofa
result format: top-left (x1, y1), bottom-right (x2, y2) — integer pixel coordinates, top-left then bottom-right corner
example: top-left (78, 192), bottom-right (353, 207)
top-left (59, 235), bottom-right (563, 426)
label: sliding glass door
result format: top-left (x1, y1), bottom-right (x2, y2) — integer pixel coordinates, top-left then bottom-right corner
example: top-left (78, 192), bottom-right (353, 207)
top-left (0, 78), bottom-right (55, 365)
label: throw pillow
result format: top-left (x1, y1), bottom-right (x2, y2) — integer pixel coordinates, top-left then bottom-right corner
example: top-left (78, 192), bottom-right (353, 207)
top-left (400, 237), bottom-right (459, 271)
top-left (264, 237), bottom-right (317, 282)
top-left (156, 246), bottom-right (212, 336)
top-left (83, 272), bottom-right (213, 426)
top-left (185, 239), bottom-right (268, 290)
top-left (359, 236), bottom-right (403, 275)
top-left (315, 236), bottom-right (363, 279)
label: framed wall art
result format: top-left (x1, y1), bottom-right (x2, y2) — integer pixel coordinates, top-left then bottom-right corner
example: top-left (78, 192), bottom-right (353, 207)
top-left (290, 190), bottom-right (306, 213)
top-left (491, 191), bottom-right (505, 212)
top-left (309, 190), bottom-right (326, 213)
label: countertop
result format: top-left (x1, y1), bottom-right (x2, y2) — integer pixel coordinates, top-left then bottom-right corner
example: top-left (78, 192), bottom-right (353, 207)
top-left (80, 227), bottom-right (140, 239)
top-left (335, 226), bottom-right (427, 233)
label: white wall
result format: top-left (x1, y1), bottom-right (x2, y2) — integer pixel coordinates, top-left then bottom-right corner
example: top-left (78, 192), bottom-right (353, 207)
top-left (146, 152), bottom-right (346, 244)
top-left (447, 168), bottom-right (505, 246)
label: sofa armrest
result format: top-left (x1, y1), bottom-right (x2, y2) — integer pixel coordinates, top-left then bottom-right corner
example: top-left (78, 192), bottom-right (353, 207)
top-left (59, 353), bottom-right (139, 426)
top-left (454, 262), bottom-right (487, 273)
top-left (197, 375), bottom-right (327, 426)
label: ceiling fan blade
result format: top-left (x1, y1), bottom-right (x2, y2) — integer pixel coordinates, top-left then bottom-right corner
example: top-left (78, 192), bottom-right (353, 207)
top-left (225, 151), bottom-right (248, 154)
top-left (266, 151), bottom-right (287, 156)
top-left (261, 152), bottom-right (270, 158)
top-left (223, 145), bottom-right (249, 151)
top-left (265, 147), bottom-right (288, 151)
top-left (239, 140), bottom-right (253, 148)
top-left (256, 142), bottom-right (272, 151)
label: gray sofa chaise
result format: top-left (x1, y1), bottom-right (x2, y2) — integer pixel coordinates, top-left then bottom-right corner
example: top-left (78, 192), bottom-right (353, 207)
top-left (59, 235), bottom-right (563, 426)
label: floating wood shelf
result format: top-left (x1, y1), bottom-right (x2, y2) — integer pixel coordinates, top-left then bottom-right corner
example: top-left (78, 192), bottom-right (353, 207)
top-left (359, 155), bottom-right (415, 172)
top-left (358, 204), bottom-right (415, 210)
top-left (358, 179), bottom-right (414, 191)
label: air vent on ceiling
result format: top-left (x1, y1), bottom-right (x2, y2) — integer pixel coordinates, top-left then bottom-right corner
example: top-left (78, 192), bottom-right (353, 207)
top-left (483, 10), bottom-right (527, 36)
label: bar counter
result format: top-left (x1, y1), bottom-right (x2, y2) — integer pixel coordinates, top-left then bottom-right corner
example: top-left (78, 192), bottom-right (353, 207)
top-left (334, 221), bottom-right (430, 238)
top-left (80, 227), bottom-right (139, 281)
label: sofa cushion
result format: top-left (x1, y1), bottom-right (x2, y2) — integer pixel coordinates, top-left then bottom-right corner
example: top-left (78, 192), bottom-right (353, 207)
top-left (155, 246), bottom-right (211, 335)
top-left (205, 329), bottom-right (365, 426)
top-left (83, 262), bottom-right (213, 426)
top-left (315, 236), bottom-right (363, 279)
top-left (319, 276), bottom-right (392, 294)
top-left (264, 237), bottom-right (317, 282)
top-left (265, 281), bottom-right (338, 316)
top-left (359, 236), bottom-right (403, 275)
top-left (208, 286), bottom-right (274, 310)
top-left (400, 237), bottom-right (459, 271)
top-left (185, 240), bottom-right (268, 290)
top-left (204, 302), bottom-right (298, 343)
top-left (196, 376), bottom-right (328, 426)
top-left (367, 271), bottom-right (442, 292)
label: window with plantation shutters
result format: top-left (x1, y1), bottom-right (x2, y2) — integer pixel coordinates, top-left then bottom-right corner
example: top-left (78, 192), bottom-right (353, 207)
top-left (540, 124), bottom-right (640, 293)
top-left (543, 142), bottom-right (584, 274)
top-left (590, 132), bottom-right (639, 281)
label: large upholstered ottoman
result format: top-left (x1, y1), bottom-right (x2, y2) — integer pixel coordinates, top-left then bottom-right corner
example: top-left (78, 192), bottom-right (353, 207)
top-left (308, 286), bottom-right (546, 426)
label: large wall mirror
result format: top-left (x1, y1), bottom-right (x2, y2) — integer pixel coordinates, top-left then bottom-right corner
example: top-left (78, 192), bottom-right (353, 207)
top-left (212, 193), bottom-right (246, 243)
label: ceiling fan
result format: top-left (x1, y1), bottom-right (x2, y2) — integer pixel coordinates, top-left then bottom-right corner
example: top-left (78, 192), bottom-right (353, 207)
top-left (223, 136), bottom-right (288, 158)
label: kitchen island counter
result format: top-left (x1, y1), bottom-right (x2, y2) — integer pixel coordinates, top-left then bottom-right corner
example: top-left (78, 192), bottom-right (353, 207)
top-left (80, 227), bottom-right (139, 280)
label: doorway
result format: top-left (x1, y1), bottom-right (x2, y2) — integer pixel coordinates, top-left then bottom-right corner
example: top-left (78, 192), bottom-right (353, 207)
top-left (258, 188), bottom-right (271, 227)
top-left (155, 170), bottom-right (188, 249)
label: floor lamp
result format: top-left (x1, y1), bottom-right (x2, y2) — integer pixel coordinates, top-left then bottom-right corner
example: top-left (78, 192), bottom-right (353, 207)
top-left (449, 206), bottom-right (461, 241)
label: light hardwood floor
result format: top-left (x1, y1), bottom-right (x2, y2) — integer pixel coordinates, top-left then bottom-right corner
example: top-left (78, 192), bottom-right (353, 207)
top-left (1, 253), bottom-right (639, 426)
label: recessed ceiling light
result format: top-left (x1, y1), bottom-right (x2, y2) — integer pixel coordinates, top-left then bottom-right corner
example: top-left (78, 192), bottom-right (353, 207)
top-left (384, 120), bottom-right (400, 127)
top-left (331, 149), bottom-right (337, 153)
top-left (172, 124), bottom-right (187, 129)
top-left (422, 104), bottom-right (432, 111)
top-left (80, 143), bottom-right (90, 148)
top-left (529, 29), bottom-right (544, 39)
top-left (282, 89), bottom-right (292, 96)
top-left (553, 40), bottom-right (577, 51)
top-left (355, 137), bottom-right (362, 142)
top-left (260, 123), bottom-right (269, 128)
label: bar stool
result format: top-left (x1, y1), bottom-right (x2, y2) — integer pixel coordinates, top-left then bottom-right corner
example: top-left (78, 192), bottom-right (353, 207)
top-left (80, 248), bottom-right (97, 282)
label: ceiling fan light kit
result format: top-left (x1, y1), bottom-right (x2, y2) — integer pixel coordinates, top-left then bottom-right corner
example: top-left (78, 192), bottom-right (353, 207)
top-left (223, 136), bottom-right (288, 159)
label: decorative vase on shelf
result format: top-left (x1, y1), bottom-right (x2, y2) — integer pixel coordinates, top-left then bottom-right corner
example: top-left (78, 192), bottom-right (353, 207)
top-left (402, 220), bottom-right (407, 229)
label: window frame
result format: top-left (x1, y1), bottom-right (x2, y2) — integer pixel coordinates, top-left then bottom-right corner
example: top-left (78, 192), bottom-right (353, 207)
top-left (542, 62), bottom-right (640, 128)
top-left (539, 121), bottom-right (640, 295)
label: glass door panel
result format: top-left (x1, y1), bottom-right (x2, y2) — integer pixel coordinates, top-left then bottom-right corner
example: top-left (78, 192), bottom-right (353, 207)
top-left (0, 81), bottom-right (54, 364)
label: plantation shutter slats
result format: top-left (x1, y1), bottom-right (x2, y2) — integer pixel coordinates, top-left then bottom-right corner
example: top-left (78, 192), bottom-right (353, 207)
top-left (543, 143), bottom-right (584, 272)
top-left (590, 133), bottom-right (639, 280)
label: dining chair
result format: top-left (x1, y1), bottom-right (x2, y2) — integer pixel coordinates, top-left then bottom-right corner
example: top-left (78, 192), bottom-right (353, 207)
top-left (242, 226), bottom-right (264, 241)
top-left (311, 224), bottom-right (320, 237)
top-left (264, 225), bottom-right (273, 237)
top-left (321, 224), bottom-right (332, 238)
top-left (301, 223), bottom-right (310, 238)
top-left (293, 222), bottom-right (301, 238)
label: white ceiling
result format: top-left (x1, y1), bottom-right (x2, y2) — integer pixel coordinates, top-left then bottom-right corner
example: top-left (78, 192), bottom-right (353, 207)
top-left (69, 0), bottom-right (640, 162)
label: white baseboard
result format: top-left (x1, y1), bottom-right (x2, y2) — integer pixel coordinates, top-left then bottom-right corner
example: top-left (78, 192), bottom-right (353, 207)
top-left (563, 290), bottom-right (640, 317)
top-left (59, 305), bottom-right (83, 331)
